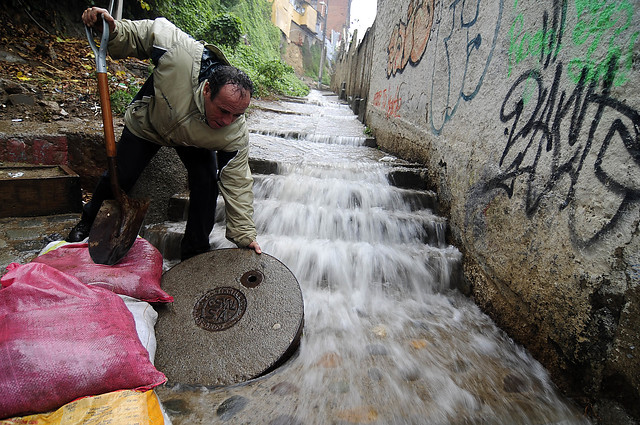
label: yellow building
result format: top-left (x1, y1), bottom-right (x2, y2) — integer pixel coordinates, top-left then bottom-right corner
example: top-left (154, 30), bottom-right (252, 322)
top-left (271, 0), bottom-right (319, 45)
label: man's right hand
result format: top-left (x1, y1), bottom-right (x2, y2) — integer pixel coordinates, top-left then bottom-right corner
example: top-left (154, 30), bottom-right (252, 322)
top-left (82, 7), bottom-right (116, 33)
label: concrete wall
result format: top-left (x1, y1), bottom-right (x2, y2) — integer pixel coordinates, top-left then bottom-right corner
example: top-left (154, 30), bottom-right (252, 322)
top-left (334, 0), bottom-right (639, 421)
top-left (332, 25), bottom-right (375, 121)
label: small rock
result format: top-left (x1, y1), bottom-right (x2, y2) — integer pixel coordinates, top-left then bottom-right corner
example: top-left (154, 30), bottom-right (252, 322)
top-left (0, 50), bottom-right (26, 64)
top-left (8, 93), bottom-right (35, 106)
top-left (367, 367), bottom-right (383, 381)
top-left (410, 339), bottom-right (428, 349)
top-left (503, 373), bottom-right (529, 393)
top-left (216, 395), bottom-right (249, 421)
top-left (316, 352), bottom-right (342, 368)
top-left (366, 344), bottom-right (388, 356)
top-left (400, 367), bottom-right (421, 381)
top-left (372, 324), bottom-right (387, 338)
top-left (270, 381), bottom-right (299, 396)
top-left (39, 100), bottom-right (60, 113)
top-left (2, 80), bottom-right (27, 94)
top-left (162, 398), bottom-right (191, 415)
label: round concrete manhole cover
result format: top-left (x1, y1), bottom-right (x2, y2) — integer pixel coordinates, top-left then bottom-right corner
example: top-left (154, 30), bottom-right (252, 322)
top-left (155, 249), bottom-right (304, 386)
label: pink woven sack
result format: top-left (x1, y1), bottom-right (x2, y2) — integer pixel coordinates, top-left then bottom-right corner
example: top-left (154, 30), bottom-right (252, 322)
top-left (29, 238), bottom-right (173, 303)
top-left (0, 262), bottom-right (167, 419)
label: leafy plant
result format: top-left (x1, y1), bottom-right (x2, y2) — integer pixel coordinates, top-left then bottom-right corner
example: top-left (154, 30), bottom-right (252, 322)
top-left (153, 0), bottom-right (219, 40)
top-left (224, 46), bottom-right (309, 97)
top-left (205, 13), bottom-right (243, 49)
top-left (109, 78), bottom-right (141, 115)
top-left (258, 59), bottom-right (293, 82)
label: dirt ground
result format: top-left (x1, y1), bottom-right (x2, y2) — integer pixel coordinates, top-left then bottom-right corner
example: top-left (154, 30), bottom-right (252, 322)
top-left (0, 10), bottom-right (150, 124)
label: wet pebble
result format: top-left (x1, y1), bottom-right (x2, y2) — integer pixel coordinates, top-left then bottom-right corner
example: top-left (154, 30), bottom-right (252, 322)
top-left (372, 324), bottom-right (387, 338)
top-left (216, 395), bottom-right (249, 421)
top-left (503, 373), bottom-right (529, 393)
top-left (161, 398), bottom-right (191, 415)
top-left (400, 367), bottom-right (421, 381)
top-left (367, 367), bottom-right (383, 381)
top-left (317, 352), bottom-right (342, 368)
top-left (366, 344), bottom-right (388, 356)
top-left (271, 381), bottom-right (299, 396)
top-left (409, 339), bottom-right (428, 349)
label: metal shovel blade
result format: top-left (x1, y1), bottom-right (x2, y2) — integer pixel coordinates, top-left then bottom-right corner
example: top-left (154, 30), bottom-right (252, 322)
top-left (88, 193), bottom-right (150, 265)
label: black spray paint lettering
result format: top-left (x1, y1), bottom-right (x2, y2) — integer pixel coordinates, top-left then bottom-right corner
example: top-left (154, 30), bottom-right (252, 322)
top-left (489, 55), bottom-right (639, 248)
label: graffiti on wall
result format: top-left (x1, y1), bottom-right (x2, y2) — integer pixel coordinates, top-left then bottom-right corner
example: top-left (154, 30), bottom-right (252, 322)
top-left (387, 0), bottom-right (436, 78)
top-left (383, 0), bottom-right (504, 135)
top-left (508, 0), bottom-right (638, 87)
top-left (372, 85), bottom-right (403, 118)
top-left (485, 0), bottom-right (639, 248)
top-left (429, 0), bottom-right (504, 135)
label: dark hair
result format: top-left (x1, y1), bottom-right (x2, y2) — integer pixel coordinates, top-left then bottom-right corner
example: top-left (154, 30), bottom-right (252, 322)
top-left (207, 65), bottom-right (254, 100)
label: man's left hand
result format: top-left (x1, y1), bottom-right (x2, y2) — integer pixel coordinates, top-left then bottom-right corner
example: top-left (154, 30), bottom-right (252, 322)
top-left (248, 241), bottom-right (262, 254)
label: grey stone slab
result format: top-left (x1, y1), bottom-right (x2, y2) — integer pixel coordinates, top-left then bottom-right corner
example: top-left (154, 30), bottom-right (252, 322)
top-left (155, 248), bottom-right (304, 387)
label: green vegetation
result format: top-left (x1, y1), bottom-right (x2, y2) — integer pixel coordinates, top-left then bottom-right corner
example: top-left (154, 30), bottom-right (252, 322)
top-left (137, 0), bottom-right (310, 98)
top-left (302, 42), bottom-right (331, 86)
top-left (206, 12), bottom-right (243, 49)
top-left (223, 0), bottom-right (309, 96)
top-left (153, 0), bottom-right (220, 41)
top-left (109, 78), bottom-right (141, 115)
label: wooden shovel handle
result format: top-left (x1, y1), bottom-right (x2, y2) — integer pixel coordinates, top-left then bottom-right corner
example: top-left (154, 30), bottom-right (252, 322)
top-left (97, 72), bottom-right (117, 158)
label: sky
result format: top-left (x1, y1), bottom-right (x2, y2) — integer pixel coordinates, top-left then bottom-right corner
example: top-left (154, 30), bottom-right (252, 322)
top-left (349, 0), bottom-right (377, 42)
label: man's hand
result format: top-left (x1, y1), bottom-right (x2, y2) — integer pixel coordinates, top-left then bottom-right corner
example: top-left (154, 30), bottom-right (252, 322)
top-left (248, 241), bottom-right (262, 254)
top-left (82, 7), bottom-right (116, 33)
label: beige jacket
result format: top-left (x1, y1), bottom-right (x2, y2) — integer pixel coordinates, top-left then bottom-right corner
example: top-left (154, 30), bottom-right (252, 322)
top-left (107, 18), bottom-right (256, 247)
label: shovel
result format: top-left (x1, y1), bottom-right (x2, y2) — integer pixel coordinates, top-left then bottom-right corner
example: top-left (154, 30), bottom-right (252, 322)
top-left (85, 14), bottom-right (150, 265)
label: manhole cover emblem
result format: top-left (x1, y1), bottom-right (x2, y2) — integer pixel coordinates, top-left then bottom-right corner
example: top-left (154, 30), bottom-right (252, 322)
top-left (193, 287), bottom-right (247, 331)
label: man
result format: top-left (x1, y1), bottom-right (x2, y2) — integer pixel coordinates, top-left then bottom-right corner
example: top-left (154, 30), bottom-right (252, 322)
top-left (68, 7), bottom-right (261, 260)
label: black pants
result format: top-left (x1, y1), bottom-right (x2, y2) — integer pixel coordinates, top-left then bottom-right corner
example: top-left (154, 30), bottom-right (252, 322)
top-left (83, 127), bottom-right (218, 260)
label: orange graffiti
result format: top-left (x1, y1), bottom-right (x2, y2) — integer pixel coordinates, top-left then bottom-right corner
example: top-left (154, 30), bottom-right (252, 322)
top-left (387, 0), bottom-right (435, 78)
top-left (373, 87), bottom-right (402, 118)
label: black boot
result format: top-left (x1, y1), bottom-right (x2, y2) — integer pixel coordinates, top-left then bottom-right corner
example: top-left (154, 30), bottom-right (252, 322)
top-left (66, 218), bottom-right (92, 242)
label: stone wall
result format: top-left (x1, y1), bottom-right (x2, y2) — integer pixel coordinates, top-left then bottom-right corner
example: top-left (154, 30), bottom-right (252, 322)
top-left (333, 0), bottom-right (639, 421)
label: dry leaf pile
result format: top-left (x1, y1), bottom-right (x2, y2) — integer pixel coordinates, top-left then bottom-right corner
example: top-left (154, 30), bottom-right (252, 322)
top-left (0, 12), bottom-right (149, 122)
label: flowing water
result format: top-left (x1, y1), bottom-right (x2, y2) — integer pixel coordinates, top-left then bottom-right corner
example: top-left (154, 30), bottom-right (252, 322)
top-left (154, 91), bottom-right (591, 424)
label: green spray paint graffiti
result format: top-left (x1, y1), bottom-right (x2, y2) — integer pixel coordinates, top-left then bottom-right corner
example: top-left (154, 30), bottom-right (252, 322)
top-left (508, 0), bottom-right (638, 87)
top-left (571, 0), bottom-right (638, 86)
top-left (507, 1), bottom-right (566, 77)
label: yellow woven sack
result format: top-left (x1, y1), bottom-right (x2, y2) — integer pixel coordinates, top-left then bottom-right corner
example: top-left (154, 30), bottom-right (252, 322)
top-left (0, 390), bottom-right (165, 424)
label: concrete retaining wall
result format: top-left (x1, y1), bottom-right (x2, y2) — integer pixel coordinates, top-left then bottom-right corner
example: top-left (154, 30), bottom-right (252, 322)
top-left (334, 0), bottom-right (639, 421)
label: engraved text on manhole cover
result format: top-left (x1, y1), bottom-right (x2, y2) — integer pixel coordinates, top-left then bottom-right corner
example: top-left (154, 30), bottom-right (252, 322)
top-left (193, 287), bottom-right (247, 331)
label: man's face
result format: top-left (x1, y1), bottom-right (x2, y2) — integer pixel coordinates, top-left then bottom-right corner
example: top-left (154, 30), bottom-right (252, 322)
top-left (203, 82), bottom-right (251, 129)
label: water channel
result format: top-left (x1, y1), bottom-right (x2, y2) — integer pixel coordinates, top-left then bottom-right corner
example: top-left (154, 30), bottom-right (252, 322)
top-left (153, 90), bottom-right (591, 424)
